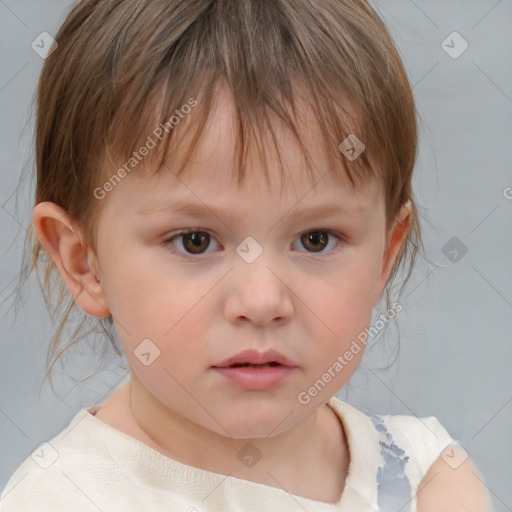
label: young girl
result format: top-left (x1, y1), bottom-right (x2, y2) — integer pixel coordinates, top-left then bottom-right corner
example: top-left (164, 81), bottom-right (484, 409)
top-left (0, 0), bottom-right (492, 510)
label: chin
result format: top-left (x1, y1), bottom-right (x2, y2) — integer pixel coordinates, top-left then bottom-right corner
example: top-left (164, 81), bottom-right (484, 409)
top-left (213, 402), bottom-right (302, 439)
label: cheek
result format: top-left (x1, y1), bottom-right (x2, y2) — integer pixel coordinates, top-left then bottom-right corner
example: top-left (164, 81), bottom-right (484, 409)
top-left (101, 248), bottom-right (204, 329)
top-left (302, 255), bottom-right (380, 337)
top-left (101, 256), bottom-right (215, 371)
top-left (299, 252), bottom-right (381, 384)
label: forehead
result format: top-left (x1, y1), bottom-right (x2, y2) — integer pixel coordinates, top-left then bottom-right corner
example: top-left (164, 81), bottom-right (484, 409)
top-left (106, 81), bottom-right (383, 218)
top-left (164, 83), bottom-right (376, 188)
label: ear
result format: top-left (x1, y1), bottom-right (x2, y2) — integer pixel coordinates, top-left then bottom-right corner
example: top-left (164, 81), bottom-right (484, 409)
top-left (373, 200), bottom-right (413, 307)
top-left (32, 201), bottom-right (110, 318)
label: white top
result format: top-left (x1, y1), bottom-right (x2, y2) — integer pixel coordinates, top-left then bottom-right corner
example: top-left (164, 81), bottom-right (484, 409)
top-left (0, 397), bottom-right (454, 511)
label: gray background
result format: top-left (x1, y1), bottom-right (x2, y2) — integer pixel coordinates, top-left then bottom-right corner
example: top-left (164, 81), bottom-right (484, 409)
top-left (0, 0), bottom-right (511, 510)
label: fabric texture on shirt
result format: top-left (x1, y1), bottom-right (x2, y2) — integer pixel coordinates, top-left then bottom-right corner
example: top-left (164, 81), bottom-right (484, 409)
top-left (0, 396), bottom-right (454, 512)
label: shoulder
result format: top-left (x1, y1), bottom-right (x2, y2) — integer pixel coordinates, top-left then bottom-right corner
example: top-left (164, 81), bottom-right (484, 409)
top-left (0, 408), bottom-right (110, 511)
top-left (0, 444), bottom-right (81, 511)
top-left (417, 452), bottom-right (493, 512)
top-left (375, 413), bottom-right (492, 512)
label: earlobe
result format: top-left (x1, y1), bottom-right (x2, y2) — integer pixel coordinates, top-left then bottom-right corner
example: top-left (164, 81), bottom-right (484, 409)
top-left (32, 201), bottom-right (110, 318)
top-left (373, 200), bottom-right (413, 307)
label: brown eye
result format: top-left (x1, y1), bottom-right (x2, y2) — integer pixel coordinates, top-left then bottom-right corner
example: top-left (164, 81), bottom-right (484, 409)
top-left (163, 229), bottom-right (344, 258)
top-left (300, 231), bottom-right (329, 252)
top-left (181, 232), bottom-right (210, 254)
top-left (294, 230), bottom-right (344, 255)
top-left (164, 230), bottom-right (217, 255)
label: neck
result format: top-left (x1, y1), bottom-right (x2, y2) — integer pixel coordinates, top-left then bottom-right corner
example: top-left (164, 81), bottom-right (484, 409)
top-left (125, 375), bottom-right (349, 500)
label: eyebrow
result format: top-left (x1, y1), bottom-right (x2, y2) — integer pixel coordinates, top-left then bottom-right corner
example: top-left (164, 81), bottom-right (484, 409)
top-left (137, 200), bottom-right (368, 222)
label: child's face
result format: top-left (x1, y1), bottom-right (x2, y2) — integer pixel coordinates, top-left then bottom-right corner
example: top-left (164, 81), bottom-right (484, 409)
top-left (87, 86), bottom-right (406, 438)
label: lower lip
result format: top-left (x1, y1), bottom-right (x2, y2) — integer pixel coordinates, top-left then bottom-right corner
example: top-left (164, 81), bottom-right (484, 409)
top-left (212, 365), bottom-right (296, 391)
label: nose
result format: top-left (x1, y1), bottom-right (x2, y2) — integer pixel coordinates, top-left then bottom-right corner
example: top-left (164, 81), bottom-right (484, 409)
top-left (224, 254), bottom-right (294, 327)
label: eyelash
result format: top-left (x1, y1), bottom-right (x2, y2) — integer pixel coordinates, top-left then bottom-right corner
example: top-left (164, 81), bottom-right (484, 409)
top-left (161, 229), bottom-right (346, 258)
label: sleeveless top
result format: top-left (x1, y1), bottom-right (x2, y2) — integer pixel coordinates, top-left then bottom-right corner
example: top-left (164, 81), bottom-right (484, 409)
top-left (0, 396), bottom-right (455, 511)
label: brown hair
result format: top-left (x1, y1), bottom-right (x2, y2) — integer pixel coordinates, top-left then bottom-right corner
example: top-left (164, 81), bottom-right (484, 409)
top-left (11, 0), bottom-right (427, 392)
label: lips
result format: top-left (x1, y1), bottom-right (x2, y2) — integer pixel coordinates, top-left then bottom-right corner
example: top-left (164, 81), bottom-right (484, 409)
top-left (212, 348), bottom-right (296, 368)
top-left (211, 349), bottom-right (297, 391)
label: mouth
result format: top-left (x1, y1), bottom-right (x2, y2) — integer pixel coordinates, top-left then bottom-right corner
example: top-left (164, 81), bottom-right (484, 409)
top-left (211, 350), bottom-right (297, 391)
top-left (212, 364), bottom-right (296, 390)
top-left (212, 348), bottom-right (297, 369)
top-left (227, 362), bottom-right (283, 368)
